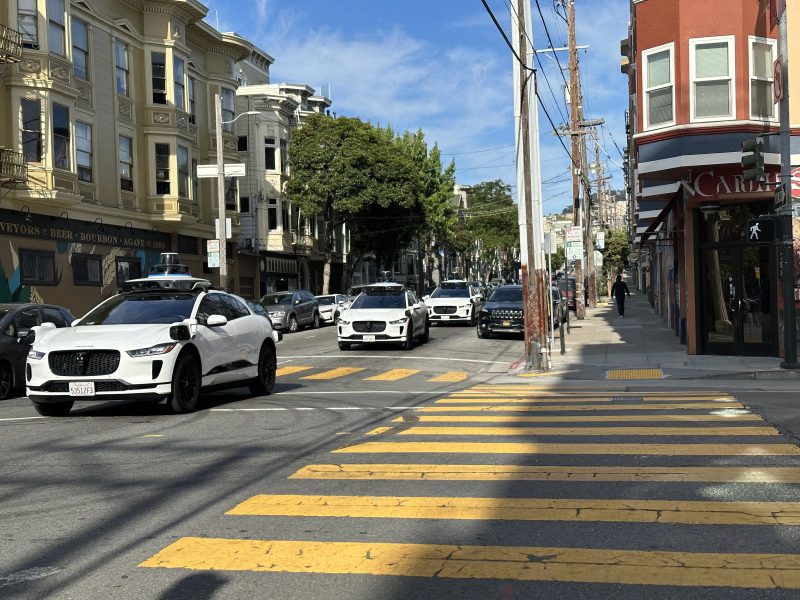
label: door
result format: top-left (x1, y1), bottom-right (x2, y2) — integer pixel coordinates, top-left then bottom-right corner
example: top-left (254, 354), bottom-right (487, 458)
top-left (701, 244), bottom-right (776, 355)
top-left (194, 295), bottom-right (238, 383)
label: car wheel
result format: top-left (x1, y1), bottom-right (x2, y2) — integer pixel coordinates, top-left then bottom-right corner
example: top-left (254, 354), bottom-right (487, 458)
top-left (0, 361), bottom-right (13, 400)
top-left (477, 325), bottom-right (489, 339)
top-left (468, 309), bottom-right (476, 327)
top-left (169, 354), bottom-right (201, 414)
top-left (287, 315), bottom-right (299, 333)
top-left (403, 323), bottom-right (414, 351)
top-left (338, 341), bottom-right (351, 351)
top-left (312, 312), bottom-right (320, 329)
top-left (249, 343), bottom-right (276, 396)
top-left (32, 401), bottom-right (73, 417)
top-left (420, 319), bottom-right (430, 343)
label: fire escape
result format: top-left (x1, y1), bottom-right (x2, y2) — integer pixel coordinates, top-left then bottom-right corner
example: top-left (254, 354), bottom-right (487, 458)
top-left (1, 24), bottom-right (27, 189)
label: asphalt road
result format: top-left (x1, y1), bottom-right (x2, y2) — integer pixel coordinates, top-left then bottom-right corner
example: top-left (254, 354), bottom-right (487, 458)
top-left (2, 322), bottom-right (800, 599)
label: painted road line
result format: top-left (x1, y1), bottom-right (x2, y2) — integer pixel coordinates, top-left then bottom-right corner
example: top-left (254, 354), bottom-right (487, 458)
top-left (607, 368), bottom-right (663, 379)
top-left (300, 367), bottom-right (365, 380)
top-left (517, 370), bottom-right (574, 378)
top-left (417, 403), bottom-right (745, 412)
top-left (446, 393), bottom-right (736, 402)
top-left (289, 464), bottom-right (800, 483)
top-left (465, 386), bottom-right (729, 394)
top-left (226, 494), bottom-right (800, 526)
top-left (0, 416), bottom-right (46, 422)
top-left (364, 369), bottom-right (421, 382)
top-left (393, 414), bottom-right (762, 423)
top-left (365, 427), bottom-right (393, 436)
top-left (333, 441), bottom-right (800, 456)
top-left (139, 537), bottom-right (800, 589)
top-left (435, 397), bottom-right (614, 404)
top-left (276, 365), bottom-right (314, 377)
top-left (394, 426), bottom-right (779, 437)
top-left (280, 354), bottom-right (504, 365)
top-left (427, 371), bottom-right (469, 383)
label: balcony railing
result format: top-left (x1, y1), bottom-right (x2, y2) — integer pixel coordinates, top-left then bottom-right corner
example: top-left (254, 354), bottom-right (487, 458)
top-left (0, 24), bottom-right (23, 64)
top-left (0, 147), bottom-right (28, 184)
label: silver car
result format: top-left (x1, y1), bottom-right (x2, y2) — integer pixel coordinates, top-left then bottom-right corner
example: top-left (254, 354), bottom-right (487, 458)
top-left (259, 290), bottom-right (320, 333)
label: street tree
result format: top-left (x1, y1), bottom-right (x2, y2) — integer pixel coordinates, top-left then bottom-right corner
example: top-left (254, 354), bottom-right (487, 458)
top-left (464, 180), bottom-right (519, 281)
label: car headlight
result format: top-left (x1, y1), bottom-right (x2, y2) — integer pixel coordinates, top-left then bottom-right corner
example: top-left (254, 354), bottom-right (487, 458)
top-left (459, 304), bottom-right (472, 309)
top-left (126, 343), bottom-right (177, 357)
top-left (480, 308), bottom-right (490, 315)
top-left (269, 310), bottom-right (286, 318)
top-left (28, 349), bottom-right (45, 360)
top-left (389, 318), bottom-right (407, 325)
top-left (337, 317), bottom-right (350, 325)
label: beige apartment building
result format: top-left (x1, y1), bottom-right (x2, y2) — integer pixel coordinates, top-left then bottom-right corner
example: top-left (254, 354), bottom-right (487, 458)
top-left (0, 0), bottom-right (253, 315)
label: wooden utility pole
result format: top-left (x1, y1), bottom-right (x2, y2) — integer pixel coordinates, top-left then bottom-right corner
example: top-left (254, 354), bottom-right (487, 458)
top-left (567, 0), bottom-right (585, 319)
top-left (581, 127), bottom-right (596, 309)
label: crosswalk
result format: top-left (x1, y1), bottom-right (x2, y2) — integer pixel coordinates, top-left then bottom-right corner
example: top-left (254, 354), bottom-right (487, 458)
top-left (278, 364), bottom-right (470, 383)
top-left (140, 384), bottom-right (800, 594)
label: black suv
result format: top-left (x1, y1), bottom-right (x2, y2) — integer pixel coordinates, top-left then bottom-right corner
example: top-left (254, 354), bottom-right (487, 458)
top-left (477, 285), bottom-right (523, 338)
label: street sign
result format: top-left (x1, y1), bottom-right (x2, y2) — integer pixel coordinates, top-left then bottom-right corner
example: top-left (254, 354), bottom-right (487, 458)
top-left (566, 240), bottom-right (583, 261)
top-left (771, 0), bottom-right (786, 29)
top-left (214, 217), bottom-right (232, 240)
top-left (208, 252), bottom-right (220, 268)
top-left (594, 250), bottom-right (603, 267)
top-left (206, 239), bottom-right (220, 253)
top-left (747, 218), bottom-right (775, 244)
top-left (595, 231), bottom-right (605, 250)
top-left (196, 163), bottom-right (247, 179)
top-left (544, 232), bottom-right (557, 254)
top-left (774, 57), bottom-right (783, 103)
top-left (564, 226), bottom-right (582, 243)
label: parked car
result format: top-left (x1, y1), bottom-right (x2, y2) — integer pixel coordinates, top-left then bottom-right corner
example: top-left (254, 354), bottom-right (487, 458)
top-left (259, 290), bottom-right (320, 332)
top-left (337, 283), bottom-right (429, 350)
top-left (425, 280), bottom-right (483, 326)
top-left (550, 286), bottom-right (568, 327)
top-left (0, 303), bottom-right (76, 400)
top-left (315, 294), bottom-right (349, 325)
top-left (346, 285), bottom-right (369, 304)
top-left (477, 284), bottom-right (524, 338)
top-left (558, 276), bottom-right (577, 311)
top-left (26, 287), bottom-right (277, 416)
top-left (247, 301), bottom-right (283, 343)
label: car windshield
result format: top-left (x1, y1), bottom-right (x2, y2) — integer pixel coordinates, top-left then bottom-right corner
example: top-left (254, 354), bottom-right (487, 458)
top-left (248, 302), bottom-right (266, 316)
top-left (350, 293), bottom-right (406, 310)
top-left (79, 293), bottom-right (196, 325)
top-left (431, 287), bottom-right (470, 298)
top-left (261, 293), bottom-right (293, 306)
top-left (347, 286), bottom-right (366, 297)
top-left (488, 287), bottom-right (523, 303)
top-left (316, 296), bottom-right (336, 305)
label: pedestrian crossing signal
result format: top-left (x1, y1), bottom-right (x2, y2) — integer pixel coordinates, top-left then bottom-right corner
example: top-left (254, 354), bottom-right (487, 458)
top-left (747, 218), bottom-right (775, 243)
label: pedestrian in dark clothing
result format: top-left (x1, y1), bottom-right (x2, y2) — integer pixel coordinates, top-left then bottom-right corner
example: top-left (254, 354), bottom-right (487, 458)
top-left (611, 274), bottom-right (630, 317)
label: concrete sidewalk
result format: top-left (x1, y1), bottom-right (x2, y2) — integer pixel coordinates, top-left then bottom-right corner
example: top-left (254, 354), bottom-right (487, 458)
top-left (515, 291), bottom-right (800, 381)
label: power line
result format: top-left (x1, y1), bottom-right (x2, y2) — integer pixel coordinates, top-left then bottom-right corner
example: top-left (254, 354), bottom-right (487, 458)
top-left (440, 144), bottom-right (515, 156)
top-left (480, 0), bottom-right (534, 73)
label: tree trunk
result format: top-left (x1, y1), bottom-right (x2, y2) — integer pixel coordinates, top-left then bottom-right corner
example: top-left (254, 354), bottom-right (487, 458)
top-left (322, 254), bottom-right (332, 295)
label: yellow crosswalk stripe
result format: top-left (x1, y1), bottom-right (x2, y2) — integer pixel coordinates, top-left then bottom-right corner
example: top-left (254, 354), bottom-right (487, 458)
top-left (436, 397), bottom-right (614, 404)
top-left (445, 394), bottom-right (735, 402)
top-left (334, 441), bottom-right (800, 456)
top-left (226, 494), bottom-right (800, 526)
top-left (427, 371), bottom-right (469, 382)
top-left (394, 414), bottom-right (762, 423)
top-left (364, 369), bottom-right (420, 381)
top-left (276, 365), bottom-right (314, 377)
top-left (290, 464), bottom-right (800, 483)
top-left (395, 425), bottom-right (778, 437)
top-left (365, 427), bottom-right (393, 436)
top-left (418, 403), bottom-right (745, 412)
top-left (139, 537), bottom-right (800, 588)
top-left (465, 387), bottom-right (730, 396)
top-left (300, 367), bottom-right (365, 380)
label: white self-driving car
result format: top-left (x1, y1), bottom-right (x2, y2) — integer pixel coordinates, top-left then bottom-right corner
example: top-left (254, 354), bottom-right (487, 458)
top-left (26, 287), bottom-right (277, 416)
top-left (425, 280), bottom-right (483, 325)
top-left (337, 283), bottom-right (429, 350)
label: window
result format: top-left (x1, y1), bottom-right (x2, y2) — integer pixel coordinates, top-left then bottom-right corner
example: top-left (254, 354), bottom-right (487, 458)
top-left (221, 88), bottom-right (235, 132)
top-left (239, 276), bottom-right (255, 299)
top-left (152, 52), bottom-right (167, 104)
top-left (20, 250), bottom-right (56, 285)
top-left (238, 136), bottom-right (248, 151)
top-left (47, 0), bottom-right (65, 56)
top-left (281, 205), bottom-right (289, 232)
top-left (21, 99), bottom-right (42, 162)
top-left (76, 121), bottom-right (92, 182)
top-left (73, 254), bottom-right (102, 286)
top-left (115, 40), bottom-right (129, 96)
top-left (177, 145), bottom-right (189, 197)
top-left (155, 143), bottom-right (170, 194)
top-left (224, 177), bottom-right (237, 210)
top-left (72, 17), bottom-right (89, 80)
top-left (177, 235), bottom-right (198, 255)
top-left (174, 56), bottom-right (185, 110)
top-left (115, 257), bottom-right (141, 288)
top-left (188, 77), bottom-right (196, 124)
top-left (280, 139), bottom-right (288, 174)
top-left (41, 307), bottom-right (69, 327)
top-left (690, 37), bottom-right (734, 121)
top-left (643, 44), bottom-right (674, 128)
top-left (240, 196), bottom-right (250, 213)
top-left (751, 36), bottom-right (778, 120)
top-left (268, 206), bottom-right (277, 230)
top-left (52, 103), bottom-right (70, 170)
top-left (191, 158), bottom-right (199, 203)
top-left (119, 135), bottom-right (133, 191)
top-left (18, 0), bottom-right (38, 47)
top-left (264, 137), bottom-right (276, 170)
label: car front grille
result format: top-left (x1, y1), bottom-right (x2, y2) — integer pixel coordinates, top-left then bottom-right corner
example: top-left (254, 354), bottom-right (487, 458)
top-left (433, 306), bottom-right (457, 315)
top-left (353, 321), bottom-right (387, 333)
top-left (43, 381), bottom-right (127, 393)
top-left (48, 351), bottom-right (120, 376)
top-left (489, 309), bottom-right (523, 319)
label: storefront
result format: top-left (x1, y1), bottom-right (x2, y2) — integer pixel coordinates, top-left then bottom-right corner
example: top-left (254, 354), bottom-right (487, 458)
top-left (259, 253), bottom-right (298, 295)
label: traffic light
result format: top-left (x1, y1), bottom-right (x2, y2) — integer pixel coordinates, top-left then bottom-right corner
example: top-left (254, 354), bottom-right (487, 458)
top-left (741, 137), bottom-right (765, 181)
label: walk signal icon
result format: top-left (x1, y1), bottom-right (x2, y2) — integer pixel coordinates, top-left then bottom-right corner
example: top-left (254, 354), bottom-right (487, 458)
top-left (741, 137), bottom-right (765, 181)
top-left (747, 218), bottom-right (775, 243)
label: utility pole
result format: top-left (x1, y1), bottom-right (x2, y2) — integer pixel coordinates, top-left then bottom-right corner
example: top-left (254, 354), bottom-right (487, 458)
top-left (567, 0), bottom-right (585, 319)
top-left (581, 126), bottom-right (597, 309)
top-left (515, 0), bottom-right (547, 370)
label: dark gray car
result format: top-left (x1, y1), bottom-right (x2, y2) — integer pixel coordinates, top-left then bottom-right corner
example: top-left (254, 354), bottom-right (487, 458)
top-left (0, 303), bottom-right (76, 400)
top-left (259, 290), bottom-right (320, 333)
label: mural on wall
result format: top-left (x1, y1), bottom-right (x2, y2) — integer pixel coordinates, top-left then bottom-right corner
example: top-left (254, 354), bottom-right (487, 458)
top-left (0, 240), bottom-right (48, 304)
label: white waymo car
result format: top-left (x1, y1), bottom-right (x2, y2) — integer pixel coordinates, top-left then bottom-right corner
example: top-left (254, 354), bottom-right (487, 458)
top-left (424, 280), bottom-right (482, 325)
top-left (26, 285), bottom-right (277, 416)
top-left (337, 283), bottom-right (429, 350)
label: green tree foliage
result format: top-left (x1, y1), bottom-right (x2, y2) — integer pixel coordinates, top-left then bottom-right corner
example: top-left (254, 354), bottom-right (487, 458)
top-left (601, 228), bottom-right (630, 277)
top-left (464, 180), bottom-right (519, 281)
top-left (549, 245), bottom-right (566, 272)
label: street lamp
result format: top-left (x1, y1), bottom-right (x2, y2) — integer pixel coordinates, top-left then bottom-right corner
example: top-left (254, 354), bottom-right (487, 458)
top-left (215, 91), bottom-right (258, 289)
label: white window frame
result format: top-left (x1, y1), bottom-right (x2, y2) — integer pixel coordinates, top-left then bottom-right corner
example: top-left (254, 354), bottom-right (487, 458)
top-left (18, 0), bottom-right (39, 47)
top-left (749, 35), bottom-right (778, 122)
top-left (689, 36), bottom-right (736, 123)
top-left (642, 42), bottom-right (675, 130)
top-left (76, 120), bottom-right (93, 183)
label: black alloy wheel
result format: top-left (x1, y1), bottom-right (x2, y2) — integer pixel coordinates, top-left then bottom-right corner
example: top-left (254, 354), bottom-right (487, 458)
top-left (169, 354), bottom-right (201, 413)
top-left (420, 319), bottom-right (430, 343)
top-left (0, 362), bottom-right (13, 400)
top-left (250, 343), bottom-right (277, 396)
top-left (477, 324), bottom-right (490, 339)
top-left (32, 401), bottom-right (74, 417)
top-left (403, 322), bottom-right (414, 351)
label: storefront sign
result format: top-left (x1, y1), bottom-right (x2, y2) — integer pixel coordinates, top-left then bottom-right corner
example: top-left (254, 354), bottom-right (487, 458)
top-left (690, 170), bottom-right (780, 199)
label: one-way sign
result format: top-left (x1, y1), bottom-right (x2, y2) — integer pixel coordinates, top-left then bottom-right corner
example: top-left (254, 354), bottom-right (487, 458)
top-left (747, 218), bottom-right (775, 243)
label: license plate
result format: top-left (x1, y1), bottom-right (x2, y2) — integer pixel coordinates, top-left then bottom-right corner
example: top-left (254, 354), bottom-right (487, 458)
top-left (362, 335), bottom-right (376, 342)
top-left (69, 382), bottom-right (95, 397)
top-left (502, 320), bottom-right (511, 327)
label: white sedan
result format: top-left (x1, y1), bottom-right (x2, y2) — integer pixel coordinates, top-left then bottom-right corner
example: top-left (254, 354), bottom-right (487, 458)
top-left (315, 294), bottom-right (349, 325)
top-left (26, 288), bottom-right (277, 416)
top-left (337, 284), bottom-right (429, 350)
top-left (425, 280), bottom-right (482, 325)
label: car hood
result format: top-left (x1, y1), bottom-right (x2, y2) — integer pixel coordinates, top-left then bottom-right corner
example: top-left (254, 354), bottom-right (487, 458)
top-left (342, 308), bottom-right (409, 321)
top-left (33, 324), bottom-right (176, 351)
top-left (426, 297), bottom-right (471, 306)
top-left (318, 305), bottom-right (336, 312)
top-left (483, 301), bottom-right (523, 311)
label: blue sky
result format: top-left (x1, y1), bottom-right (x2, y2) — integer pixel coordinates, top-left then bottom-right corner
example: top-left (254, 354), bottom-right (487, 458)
top-left (204, 0), bottom-right (629, 216)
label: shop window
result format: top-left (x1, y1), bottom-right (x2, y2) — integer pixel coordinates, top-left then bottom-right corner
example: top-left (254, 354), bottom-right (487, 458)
top-left (47, 0), bottom-right (65, 56)
top-left (690, 36), bottom-right (734, 121)
top-left (177, 235), bottom-right (198, 255)
top-left (115, 257), bottom-right (141, 287)
top-left (20, 250), bottom-right (56, 285)
top-left (119, 135), bottom-right (133, 191)
top-left (155, 143), bottom-right (170, 194)
top-left (18, 0), bottom-right (38, 48)
top-left (115, 40), bottom-right (129, 96)
top-left (152, 52), bottom-right (167, 104)
top-left (750, 36), bottom-right (778, 120)
top-left (21, 99), bottom-right (42, 162)
top-left (73, 254), bottom-right (102, 286)
top-left (76, 121), bottom-right (92, 182)
top-left (72, 17), bottom-right (89, 80)
top-left (52, 103), bottom-right (70, 170)
top-left (643, 43), bottom-right (674, 129)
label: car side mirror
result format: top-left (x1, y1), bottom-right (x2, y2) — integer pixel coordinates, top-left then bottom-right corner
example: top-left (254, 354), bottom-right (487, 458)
top-left (206, 314), bottom-right (228, 327)
top-left (16, 328), bottom-right (30, 341)
top-left (422, 295), bottom-right (430, 301)
top-left (295, 299), bottom-right (301, 305)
